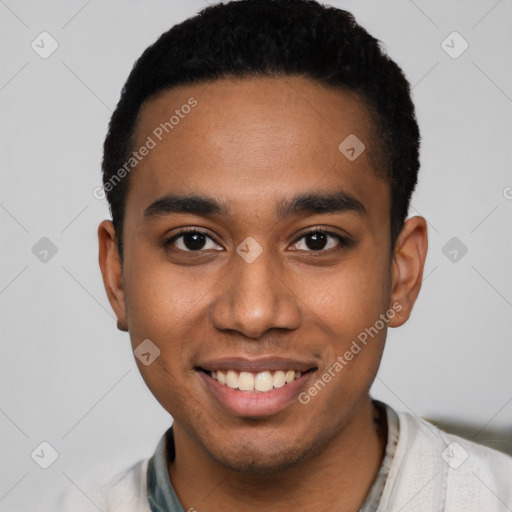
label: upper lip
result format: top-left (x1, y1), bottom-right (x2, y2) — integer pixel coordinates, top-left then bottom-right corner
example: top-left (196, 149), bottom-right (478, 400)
top-left (196, 356), bottom-right (317, 373)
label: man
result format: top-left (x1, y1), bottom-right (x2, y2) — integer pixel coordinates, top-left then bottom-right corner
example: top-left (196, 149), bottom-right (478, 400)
top-left (60, 0), bottom-right (512, 510)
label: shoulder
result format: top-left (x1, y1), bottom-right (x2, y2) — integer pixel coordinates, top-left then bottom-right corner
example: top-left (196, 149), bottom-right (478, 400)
top-left (379, 410), bottom-right (512, 511)
top-left (56, 459), bottom-right (151, 512)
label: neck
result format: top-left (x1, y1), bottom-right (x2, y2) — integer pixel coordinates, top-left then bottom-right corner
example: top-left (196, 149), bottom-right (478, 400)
top-left (168, 397), bottom-right (386, 512)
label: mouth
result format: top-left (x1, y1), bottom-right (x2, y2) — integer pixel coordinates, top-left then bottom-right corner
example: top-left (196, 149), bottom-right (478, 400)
top-left (195, 357), bottom-right (317, 417)
top-left (198, 368), bottom-right (307, 392)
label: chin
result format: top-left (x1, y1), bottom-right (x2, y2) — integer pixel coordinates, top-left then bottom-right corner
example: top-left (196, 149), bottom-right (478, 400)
top-left (205, 432), bottom-right (324, 475)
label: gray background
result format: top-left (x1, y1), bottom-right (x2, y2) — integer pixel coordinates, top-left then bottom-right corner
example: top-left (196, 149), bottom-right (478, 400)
top-left (1, 0), bottom-right (511, 510)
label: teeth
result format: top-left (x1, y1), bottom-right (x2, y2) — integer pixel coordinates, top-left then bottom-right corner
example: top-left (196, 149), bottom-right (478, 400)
top-left (238, 371), bottom-right (255, 391)
top-left (273, 370), bottom-right (286, 388)
top-left (254, 371), bottom-right (273, 392)
top-left (209, 369), bottom-right (303, 392)
top-left (285, 370), bottom-right (295, 384)
top-left (225, 370), bottom-right (239, 389)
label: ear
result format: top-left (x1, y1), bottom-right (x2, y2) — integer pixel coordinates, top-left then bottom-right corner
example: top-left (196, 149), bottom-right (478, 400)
top-left (98, 220), bottom-right (128, 331)
top-left (389, 216), bottom-right (428, 327)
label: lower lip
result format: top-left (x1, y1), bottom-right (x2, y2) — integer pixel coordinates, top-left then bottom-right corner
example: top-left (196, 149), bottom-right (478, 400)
top-left (198, 370), bottom-right (315, 418)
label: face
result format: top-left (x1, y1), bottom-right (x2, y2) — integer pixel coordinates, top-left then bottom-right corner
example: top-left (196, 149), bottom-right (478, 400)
top-left (99, 76), bottom-right (425, 473)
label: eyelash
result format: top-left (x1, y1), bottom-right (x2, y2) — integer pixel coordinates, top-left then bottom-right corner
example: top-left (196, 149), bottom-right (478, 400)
top-left (163, 227), bottom-right (350, 254)
top-left (292, 228), bottom-right (351, 253)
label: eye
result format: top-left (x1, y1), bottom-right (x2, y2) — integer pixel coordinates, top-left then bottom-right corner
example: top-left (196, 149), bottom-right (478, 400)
top-left (164, 228), bottom-right (349, 254)
top-left (291, 229), bottom-right (348, 252)
top-left (164, 228), bottom-right (223, 252)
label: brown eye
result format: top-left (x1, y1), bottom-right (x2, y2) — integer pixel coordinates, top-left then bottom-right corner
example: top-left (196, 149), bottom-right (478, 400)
top-left (291, 230), bottom-right (347, 252)
top-left (304, 232), bottom-right (328, 250)
top-left (165, 230), bottom-right (223, 252)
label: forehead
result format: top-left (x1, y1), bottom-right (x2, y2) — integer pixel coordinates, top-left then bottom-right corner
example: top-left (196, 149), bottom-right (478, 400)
top-left (126, 76), bottom-right (388, 225)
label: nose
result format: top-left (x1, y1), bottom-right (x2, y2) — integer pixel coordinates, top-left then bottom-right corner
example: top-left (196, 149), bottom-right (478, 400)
top-left (211, 245), bottom-right (302, 339)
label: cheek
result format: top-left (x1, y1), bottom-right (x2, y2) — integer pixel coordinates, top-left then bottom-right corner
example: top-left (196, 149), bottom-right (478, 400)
top-left (124, 254), bottom-right (207, 331)
top-left (304, 252), bottom-right (391, 333)
top-left (123, 261), bottom-right (207, 414)
top-left (300, 250), bottom-right (391, 392)
top-left (122, 260), bottom-right (211, 397)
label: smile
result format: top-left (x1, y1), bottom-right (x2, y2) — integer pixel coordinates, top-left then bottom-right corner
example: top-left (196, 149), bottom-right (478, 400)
top-left (205, 369), bottom-right (303, 392)
top-left (196, 358), bottom-right (317, 417)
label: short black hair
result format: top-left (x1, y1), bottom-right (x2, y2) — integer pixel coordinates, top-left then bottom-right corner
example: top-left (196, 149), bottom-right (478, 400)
top-left (102, 0), bottom-right (420, 260)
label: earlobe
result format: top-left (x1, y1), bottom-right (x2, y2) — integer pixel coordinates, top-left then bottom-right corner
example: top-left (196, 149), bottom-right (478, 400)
top-left (117, 320), bottom-right (128, 332)
top-left (98, 220), bottom-right (128, 331)
top-left (389, 216), bottom-right (428, 328)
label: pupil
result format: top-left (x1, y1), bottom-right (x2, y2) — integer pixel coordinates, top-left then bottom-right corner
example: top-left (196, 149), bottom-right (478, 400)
top-left (307, 232), bottom-right (327, 250)
top-left (184, 232), bottom-right (206, 250)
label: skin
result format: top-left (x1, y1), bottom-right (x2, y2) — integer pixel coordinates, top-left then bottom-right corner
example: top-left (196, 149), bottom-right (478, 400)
top-left (98, 76), bottom-right (428, 511)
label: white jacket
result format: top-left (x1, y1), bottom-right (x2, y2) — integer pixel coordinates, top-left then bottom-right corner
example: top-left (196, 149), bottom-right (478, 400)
top-left (57, 411), bottom-right (512, 511)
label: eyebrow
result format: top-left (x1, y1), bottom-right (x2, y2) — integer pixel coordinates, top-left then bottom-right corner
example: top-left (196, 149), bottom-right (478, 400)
top-left (144, 194), bottom-right (229, 218)
top-left (143, 190), bottom-right (366, 220)
top-left (275, 190), bottom-right (366, 219)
